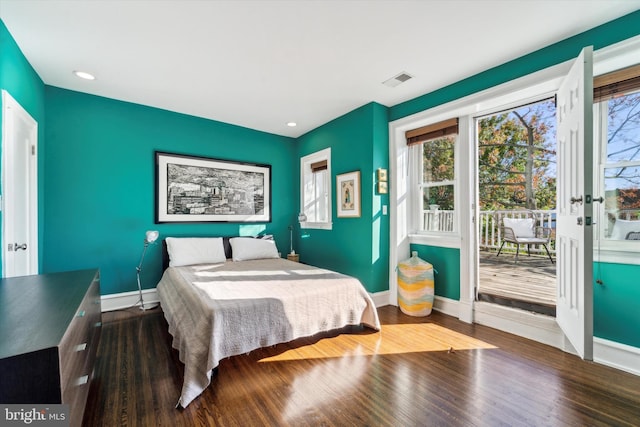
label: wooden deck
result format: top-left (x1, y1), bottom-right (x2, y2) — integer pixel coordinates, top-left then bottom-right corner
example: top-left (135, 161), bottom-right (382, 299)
top-left (478, 249), bottom-right (556, 314)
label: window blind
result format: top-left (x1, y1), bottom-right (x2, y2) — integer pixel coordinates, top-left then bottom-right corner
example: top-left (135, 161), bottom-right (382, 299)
top-left (594, 63), bottom-right (640, 103)
top-left (310, 160), bottom-right (327, 172)
top-left (405, 118), bottom-right (458, 146)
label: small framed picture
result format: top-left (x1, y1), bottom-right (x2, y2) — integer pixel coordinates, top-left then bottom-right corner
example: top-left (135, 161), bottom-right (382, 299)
top-left (336, 171), bottom-right (361, 218)
top-left (377, 181), bottom-right (388, 194)
top-left (377, 168), bottom-right (388, 182)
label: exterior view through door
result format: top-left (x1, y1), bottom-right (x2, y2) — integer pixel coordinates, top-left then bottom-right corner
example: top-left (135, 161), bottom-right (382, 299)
top-left (477, 97), bottom-right (558, 316)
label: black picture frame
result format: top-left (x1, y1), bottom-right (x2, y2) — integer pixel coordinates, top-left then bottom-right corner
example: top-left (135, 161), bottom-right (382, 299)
top-left (155, 151), bottom-right (271, 223)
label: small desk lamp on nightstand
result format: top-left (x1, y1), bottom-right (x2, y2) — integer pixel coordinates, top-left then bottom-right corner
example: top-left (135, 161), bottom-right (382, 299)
top-left (136, 230), bottom-right (159, 310)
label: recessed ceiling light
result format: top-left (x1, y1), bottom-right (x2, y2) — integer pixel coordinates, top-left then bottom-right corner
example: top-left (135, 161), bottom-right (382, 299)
top-left (287, 122), bottom-right (297, 127)
top-left (73, 70), bottom-right (96, 80)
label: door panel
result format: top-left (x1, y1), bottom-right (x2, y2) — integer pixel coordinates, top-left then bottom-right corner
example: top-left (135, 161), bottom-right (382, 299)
top-left (555, 47), bottom-right (594, 360)
top-left (2, 90), bottom-right (38, 277)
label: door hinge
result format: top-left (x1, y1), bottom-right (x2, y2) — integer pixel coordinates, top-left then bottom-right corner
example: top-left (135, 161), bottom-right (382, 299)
top-left (31, 145), bottom-right (36, 155)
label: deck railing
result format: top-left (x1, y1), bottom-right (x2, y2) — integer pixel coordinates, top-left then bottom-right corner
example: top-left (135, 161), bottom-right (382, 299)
top-left (423, 208), bottom-right (639, 252)
top-left (422, 208), bottom-right (455, 232)
top-left (479, 210), bottom-right (556, 255)
top-left (420, 208), bottom-right (557, 255)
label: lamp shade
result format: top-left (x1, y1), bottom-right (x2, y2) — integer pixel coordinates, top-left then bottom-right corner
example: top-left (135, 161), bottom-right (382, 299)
top-left (145, 230), bottom-right (159, 244)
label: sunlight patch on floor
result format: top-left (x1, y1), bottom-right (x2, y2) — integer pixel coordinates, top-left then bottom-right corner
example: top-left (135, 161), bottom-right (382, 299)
top-left (259, 323), bottom-right (497, 363)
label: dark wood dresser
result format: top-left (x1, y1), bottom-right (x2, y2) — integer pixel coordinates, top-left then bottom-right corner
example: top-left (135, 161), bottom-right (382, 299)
top-left (0, 269), bottom-right (101, 426)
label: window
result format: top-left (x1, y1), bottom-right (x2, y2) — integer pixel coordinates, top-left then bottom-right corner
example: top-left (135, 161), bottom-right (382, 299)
top-left (594, 65), bottom-right (640, 241)
top-left (300, 148), bottom-right (332, 229)
top-left (407, 118), bottom-right (458, 233)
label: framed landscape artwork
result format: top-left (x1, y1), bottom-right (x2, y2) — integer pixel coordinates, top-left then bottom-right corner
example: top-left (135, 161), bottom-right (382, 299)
top-left (155, 151), bottom-right (271, 223)
top-left (336, 171), bottom-right (361, 218)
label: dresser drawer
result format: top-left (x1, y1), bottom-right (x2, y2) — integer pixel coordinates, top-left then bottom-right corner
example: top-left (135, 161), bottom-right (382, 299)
top-left (59, 275), bottom-right (100, 400)
top-left (60, 272), bottom-right (101, 426)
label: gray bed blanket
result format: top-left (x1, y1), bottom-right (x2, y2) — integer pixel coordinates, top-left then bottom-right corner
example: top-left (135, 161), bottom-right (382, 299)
top-left (156, 258), bottom-right (380, 408)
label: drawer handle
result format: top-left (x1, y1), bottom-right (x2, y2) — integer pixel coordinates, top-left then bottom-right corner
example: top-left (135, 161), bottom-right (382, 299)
top-left (75, 343), bottom-right (87, 352)
top-left (76, 310), bottom-right (85, 318)
top-left (76, 375), bottom-right (89, 386)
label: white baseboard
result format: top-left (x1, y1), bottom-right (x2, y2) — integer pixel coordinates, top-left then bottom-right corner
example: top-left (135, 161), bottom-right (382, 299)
top-left (101, 288), bottom-right (160, 312)
top-left (414, 297), bottom-right (566, 350)
top-left (594, 337), bottom-right (640, 376)
top-left (371, 290), bottom-right (390, 307)
top-left (433, 295), bottom-right (459, 318)
top-left (457, 301), bottom-right (640, 376)
top-left (473, 301), bottom-right (566, 350)
top-left (374, 292), bottom-right (459, 319)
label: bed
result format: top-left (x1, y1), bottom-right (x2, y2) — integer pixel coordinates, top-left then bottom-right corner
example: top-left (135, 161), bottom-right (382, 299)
top-left (156, 236), bottom-right (381, 408)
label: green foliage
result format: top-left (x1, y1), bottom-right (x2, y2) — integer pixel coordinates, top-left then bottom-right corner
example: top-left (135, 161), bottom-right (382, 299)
top-left (477, 100), bottom-right (556, 210)
top-left (422, 136), bottom-right (455, 209)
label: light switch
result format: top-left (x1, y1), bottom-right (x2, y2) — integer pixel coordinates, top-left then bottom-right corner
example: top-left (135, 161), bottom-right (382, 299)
top-left (382, 205), bottom-right (388, 215)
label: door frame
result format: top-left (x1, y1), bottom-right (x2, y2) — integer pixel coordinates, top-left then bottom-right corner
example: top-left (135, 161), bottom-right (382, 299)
top-left (1, 90), bottom-right (39, 277)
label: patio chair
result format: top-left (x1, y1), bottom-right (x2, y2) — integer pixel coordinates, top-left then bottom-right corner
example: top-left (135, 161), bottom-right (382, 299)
top-left (495, 210), bottom-right (554, 264)
top-left (626, 231), bottom-right (640, 240)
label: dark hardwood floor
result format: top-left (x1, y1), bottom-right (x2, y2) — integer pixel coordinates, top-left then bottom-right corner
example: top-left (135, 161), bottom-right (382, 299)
top-left (83, 306), bottom-right (640, 426)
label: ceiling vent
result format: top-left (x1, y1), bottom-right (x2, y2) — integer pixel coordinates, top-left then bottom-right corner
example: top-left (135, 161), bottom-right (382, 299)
top-left (383, 71), bottom-right (413, 88)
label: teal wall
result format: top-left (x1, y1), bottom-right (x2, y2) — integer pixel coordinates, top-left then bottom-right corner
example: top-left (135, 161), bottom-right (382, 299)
top-left (390, 10), bottom-right (640, 121)
top-left (295, 102), bottom-right (390, 293)
top-left (371, 103), bottom-right (391, 293)
top-left (44, 87), bottom-right (296, 295)
top-left (593, 262), bottom-right (640, 348)
top-left (0, 20), bottom-right (46, 277)
top-left (409, 244), bottom-right (460, 301)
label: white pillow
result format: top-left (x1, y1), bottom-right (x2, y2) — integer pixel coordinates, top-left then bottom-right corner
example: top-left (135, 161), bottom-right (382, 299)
top-left (166, 237), bottom-right (227, 267)
top-left (503, 217), bottom-right (535, 238)
top-left (610, 219), bottom-right (640, 240)
top-left (229, 237), bottom-right (279, 261)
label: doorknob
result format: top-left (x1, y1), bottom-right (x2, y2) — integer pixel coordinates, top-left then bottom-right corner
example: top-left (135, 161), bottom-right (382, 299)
top-left (570, 196), bottom-right (583, 205)
top-left (13, 243), bottom-right (27, 251)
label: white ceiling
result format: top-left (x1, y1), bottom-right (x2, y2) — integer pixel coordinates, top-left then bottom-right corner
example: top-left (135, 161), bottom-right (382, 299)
top-left (1, 1), bottom-right (639, 138)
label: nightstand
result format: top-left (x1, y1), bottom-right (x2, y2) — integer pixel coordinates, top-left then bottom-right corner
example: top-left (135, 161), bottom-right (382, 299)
top-left (287, 253), bottom-right (300, 263)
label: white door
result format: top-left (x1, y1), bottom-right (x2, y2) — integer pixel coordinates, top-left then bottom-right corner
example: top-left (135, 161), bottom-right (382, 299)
top-left (2, 90), bottom-right (38, 277)
top-left (555, 47), bottom-right (594, 360)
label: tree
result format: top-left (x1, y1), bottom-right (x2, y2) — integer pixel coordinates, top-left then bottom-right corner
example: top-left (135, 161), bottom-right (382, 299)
top-left (604, 92), bottom-right (640, 217)
top-left (477, 100), bottom-right (556, 211)
top-left (422, 135), bottom-right (455, 210)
